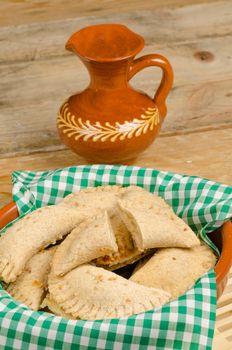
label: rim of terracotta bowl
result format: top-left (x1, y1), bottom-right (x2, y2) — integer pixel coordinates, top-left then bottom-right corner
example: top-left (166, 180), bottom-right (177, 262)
top-left (0, 201), bottom-right (232, 298)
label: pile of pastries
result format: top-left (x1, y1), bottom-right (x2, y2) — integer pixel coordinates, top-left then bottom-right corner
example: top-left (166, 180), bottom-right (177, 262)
top-left (0, 186), bottom-right (216, 320)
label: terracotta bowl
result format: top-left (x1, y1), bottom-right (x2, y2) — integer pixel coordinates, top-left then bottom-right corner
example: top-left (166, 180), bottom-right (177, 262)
top-left (0, 201), bottom-right (232, 299)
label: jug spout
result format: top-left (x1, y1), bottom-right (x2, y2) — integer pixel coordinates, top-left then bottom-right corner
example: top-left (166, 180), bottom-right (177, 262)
top-left (66, 24), bottom-right (145, 89)
top-left (65, 39), bottom-right (76, 53)
top-left (65, 24), bottom-right (144, 63)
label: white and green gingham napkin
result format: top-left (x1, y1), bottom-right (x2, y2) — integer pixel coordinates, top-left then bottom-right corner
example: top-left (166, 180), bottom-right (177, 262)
top-left (0, 164), bottom-right (232, 350)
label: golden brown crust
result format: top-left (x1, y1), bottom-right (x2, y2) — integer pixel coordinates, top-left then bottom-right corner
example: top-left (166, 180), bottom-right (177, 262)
top-left (48, 264), bottom-right (171, 320)
top-left (130, 244), bottom-right (216, 299)
top-left (60, 185), bottom-right (122, 215)
top-left (41, 294), bottom-right (76, 319)
top-left (6, 248), bottom-right (56, 310)
top-left (94, 212), bottom-right (148, 269)
top-left (51, 211), bottom-right (118, 276)
top-left (1, 185), bottom-right (206, 320)
top-left (0, 205), bottom-right (86, 283)
top-left (118, 197), bottom-right (200, 250)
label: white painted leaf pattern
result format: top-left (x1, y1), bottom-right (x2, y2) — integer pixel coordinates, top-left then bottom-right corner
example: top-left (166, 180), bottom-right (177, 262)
top-left (57, 102), bottom-right (160, 143)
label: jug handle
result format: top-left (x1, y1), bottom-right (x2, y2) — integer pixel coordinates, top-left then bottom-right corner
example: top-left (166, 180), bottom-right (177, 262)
top-left (129, 54), bottom-right (173, 118)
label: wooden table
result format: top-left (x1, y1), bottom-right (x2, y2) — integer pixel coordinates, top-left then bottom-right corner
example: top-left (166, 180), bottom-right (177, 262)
top-left (0, 0), bottom-right (231, 348)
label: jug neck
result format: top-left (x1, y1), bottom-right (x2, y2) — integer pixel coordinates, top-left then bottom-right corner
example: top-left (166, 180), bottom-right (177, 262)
top-left (83, 59), bottom-right (131, 89)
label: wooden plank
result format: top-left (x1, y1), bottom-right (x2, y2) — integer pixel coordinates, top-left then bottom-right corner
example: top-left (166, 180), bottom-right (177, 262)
top-left (1, 1), bottom-right (232, 156)
top-left (0, 127), bottom-right (231, 207)
top-left (0, 1), bottom-right (231, 63)
top-left (218, 293), bottom-right (232, 307)
top-left (216, 315), bottom-right (232, 328)
top-left (0, 0), bottom-right (223, 27)
top-left (1, 33), bottom-right (232, 156)
top-left (218, 327), bottom-right (232, 339)
top-left (217, 304), bottom-right (232, 317)
top-left (213, 328), bottom-right (231, 350)
top-left (2, 35), bottom-right (232, 98)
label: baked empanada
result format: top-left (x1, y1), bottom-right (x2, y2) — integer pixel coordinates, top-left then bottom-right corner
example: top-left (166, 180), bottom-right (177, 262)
top-left (6, 247), bottom-right (56, 310)
top-left (62, 186), bottom-right (152, 271)
top-left (0, 205), bottom-right (86, 283)
top-left (52, 211), bottom-right (118, 276)
top-left (48, 264), bottom-right (171, 320)
top-left (130, 244), bottom-right (216, 299)
top-left (94, 213), bottom-right (152, 270)
top-left (120, 186), bottom-right (169, 211)
top-left (41, 294), bottom-right (76, 319)
top-left (118, 193), bottom-right (200, 250)
top-left (60, 185), bottom-right (121, 215)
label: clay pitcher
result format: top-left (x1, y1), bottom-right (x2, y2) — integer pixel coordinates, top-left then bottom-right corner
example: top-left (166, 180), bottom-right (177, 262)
top-left (57, 24), bottom-right (173, 163)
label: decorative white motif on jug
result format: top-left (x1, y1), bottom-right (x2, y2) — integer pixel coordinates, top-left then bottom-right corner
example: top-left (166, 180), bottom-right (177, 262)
top-left (57, 102), bottom-right (160, 143)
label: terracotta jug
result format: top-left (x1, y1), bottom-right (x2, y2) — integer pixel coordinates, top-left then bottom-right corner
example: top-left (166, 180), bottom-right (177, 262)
top-left (57, 24), bottom-right (173, 163)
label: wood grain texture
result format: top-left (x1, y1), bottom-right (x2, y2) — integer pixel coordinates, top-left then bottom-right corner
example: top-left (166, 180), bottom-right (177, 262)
top-left (214, 316), bottom-right (232, 349)
top-left (215, 269), bottom-right (232, 346)
top-left (0, 127), bottom-right (231, 207)
top-left (0, 0), bottom-right (232, 156)
top-left (0, 0), bottom-right (223, 27)
top-left (1, 1), bottom-right (232, 64)
top-left (1, 45), bottom-right (231, 155)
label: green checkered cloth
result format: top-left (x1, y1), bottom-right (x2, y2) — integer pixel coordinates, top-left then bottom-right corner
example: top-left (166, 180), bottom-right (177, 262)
top-left (0, 165), bottom-right (231, 350)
